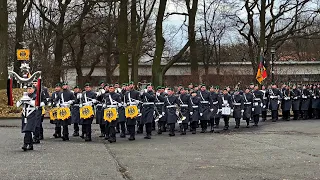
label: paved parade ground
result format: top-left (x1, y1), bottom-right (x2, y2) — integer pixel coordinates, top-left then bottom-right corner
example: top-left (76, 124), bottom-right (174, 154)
top-left (0, 119), bottom-right (320, 180)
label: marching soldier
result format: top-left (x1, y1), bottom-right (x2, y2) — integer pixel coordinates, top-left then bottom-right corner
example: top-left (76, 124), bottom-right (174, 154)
top-left (252, 85), bottom-right (263, 126)
top-left (71, 85), bottom-right (81, 136)
top-left (221, 88), bottom-right (233, 130)
top-left (124, 81), bottom-right (141, 141)
top-left (198, 84), bottom-right (213, 133)
top-left (243, 87), bottom-right (253, 127)
top-left (311, 85), bottom-right (320, 119)
top-left (178, 88), bottom-right (190, 135)
top-left (231, 89), bottom-right (244, 128)
top-left (80, 83), bottom-right (97, 142)
top-left (260, 85), bottom-right (268, 121)
top-left (291, 84), bottom-right (301, 120)
top-left (164, 88), bottom-right (180, 136)
top-left (301, 85), bottom-right (311, 119)
top-left (189, 91), bottom-right (200, 134)
top-left (32, 80), bottom-right (49, 143)
top-left (96, 82), bottom-right (106, 137)
top-left (17, 84), bottom-right (37, 151)
top-left (103, 84), bottom-right (122, 143)
top-left (51, 83), bottom-right (62, 138)
top-left (282, 85), bottom-right (292, 121)
top-left (57, 82), bottom-right (75, 141)
top-left (155, 86), bottom-right (166, 134)
top-left (140, 84), bottom-right (155, 139)
top-left (268, 83), bottom-right (282, 122)
top-left (209, 86), bottom-right (222, 132)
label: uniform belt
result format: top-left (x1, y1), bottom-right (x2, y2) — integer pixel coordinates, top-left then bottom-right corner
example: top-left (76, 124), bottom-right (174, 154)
top-left (143, 102), bottom-right (154, 105)
top-left (254, 98), bottom-right (261, 101)
top-left (107, 105), bottom-right (117, 108)
top-left (244, 102), bottom-right (252, 105)
top-left (233, 103), bottom-right (241, 106)
top-left (180, 104), bottom-right (188, 107)
top-left (155, 102), bottom-right (164, 105)
top-left (200, 101), bottom-right (209, 104)
top-left (192, 106), bottom-right (198, 108)
top-left (212, 101), bottom-right (218, 104)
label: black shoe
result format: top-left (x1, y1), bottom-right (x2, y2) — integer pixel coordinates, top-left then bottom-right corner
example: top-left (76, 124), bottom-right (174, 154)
top-left (108, 138), bottom-right (116, 143)
top-left (22, 144), bottom-right (28, 151)
top-left (144, 134), bottom-right (151, 139)
top-left (120, 133), bottom-right (126, 138)
top-left (73, 132), bottom-right (79, 137)
top-left (128, 136), bottom-right (135, 141)
top-left (27, 144), bottom-right (33, 150)
top-left (33, 138), bottom-right (40, 144)
top-left (99, 133), bottom-right (105, 137)
top-left (62, 137), bottom-right (69, 141)
top-left (85, 137), bottom-right (92, 142)
top-left (223, 126), bottom-right (229, 130)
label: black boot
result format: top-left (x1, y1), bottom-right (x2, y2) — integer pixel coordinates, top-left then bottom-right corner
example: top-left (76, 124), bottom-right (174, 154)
top-left (22, 144), bottom-right (28, 151)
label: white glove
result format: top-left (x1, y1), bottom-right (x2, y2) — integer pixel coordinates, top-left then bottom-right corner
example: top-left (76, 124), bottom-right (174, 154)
top-left (156, 92), bottom-right (160, 96)
top-left (16, 101), bottom-right (22, 107)
top-left (210, 109), bottom-right (213, 112)
top-left (162, 112), bottom-right (165, 116)
top-left (252, 108), bottom-right (254, 111)
top-left (241, 110), bottom-right (244, 113)
top-left (190, 112), bottom-right (193, 115)
top-left (40, 102), bottom-right (45, 107)
top-left (144, 89), bottom-right (148, 93)
top-left (200, 113), bottom-right (203, 116)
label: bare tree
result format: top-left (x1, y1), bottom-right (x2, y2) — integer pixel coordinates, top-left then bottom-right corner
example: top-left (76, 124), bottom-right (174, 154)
top-left (0, 0), bottom-right (8, 89)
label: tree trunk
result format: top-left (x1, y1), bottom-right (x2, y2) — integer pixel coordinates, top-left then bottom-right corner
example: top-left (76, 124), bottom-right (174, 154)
top-left (130, 0), bottom-right (138, 83)
top-left (118, 0), bottom-right (129, 83)
top-left (152, 0), bottom-right (167, 87)
top-left (188, 0), bottom-right (199, 83)
top-left (0, 0), bottom-right (8, 89)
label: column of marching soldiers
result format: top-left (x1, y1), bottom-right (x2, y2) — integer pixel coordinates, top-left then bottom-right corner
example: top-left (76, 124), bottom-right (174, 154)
top-left (19, 80), bottom-right (320, 151)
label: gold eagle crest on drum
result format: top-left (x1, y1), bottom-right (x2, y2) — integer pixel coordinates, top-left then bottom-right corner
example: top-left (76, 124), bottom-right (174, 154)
top-left (125, 105), bottom-right (138, 119)
top-left (104, 108), bottom-right (117, 122)
top-left (80, 105), bottom-right (94, 119)
top-left (57, 107), bottom-right (71, 120)
top-left (49, 107), bottom-right (58, 121)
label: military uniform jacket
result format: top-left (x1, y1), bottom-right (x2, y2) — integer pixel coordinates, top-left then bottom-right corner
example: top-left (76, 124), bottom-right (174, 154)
top-left (300, 89), bottom-right (310, 111)
top-left (197, 90), bottom-right (213, 121)
top-left (210, 92), bottom-right (222, 119)
top-left (221, 94), bottom-right (233, 117)
top-left (21, 93), bottom-right (37, 133)
top-left (311, 88), bottom-right (320, 109)
top-left (141, 91), bottom-right (155, 124)
top-left (80, 91), bottom-right (97, 124)
top-left (178, 93), bottom-right (190, 123)
top-left (291, 89), bottom-right (301, 111)
top-left (232, 94), bottom-right (244, 119)
top-left (282, 89), bottom-right (292, 111)
top-left (243, 93), bottom-right (253, 119)
top-left (268, 88), bottom-right (282, 111)
top-left (189, 96), bottom-right (200, 122)
top-left (165, 95), bottom-right (180, 124)
top-left (72, 92), bottom-right (81, 124)
top-left (252, 90), bottom-right (263, 115)
top-left (124, 90), bottom-right (141, 126)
